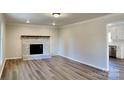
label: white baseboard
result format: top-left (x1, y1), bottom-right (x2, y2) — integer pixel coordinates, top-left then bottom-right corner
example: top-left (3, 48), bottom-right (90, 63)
top-left (59, 55), bottom-right (109, 72)
top-left (5, 57), bottom-right (22, 60)
top-left (51, 54), bottom-right (58, 56)
top-left (0, 58), bottom-right (6, 78)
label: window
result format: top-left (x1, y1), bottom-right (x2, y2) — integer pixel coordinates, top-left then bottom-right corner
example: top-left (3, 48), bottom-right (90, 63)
top-left (108, 32), bottom-right (112, 43)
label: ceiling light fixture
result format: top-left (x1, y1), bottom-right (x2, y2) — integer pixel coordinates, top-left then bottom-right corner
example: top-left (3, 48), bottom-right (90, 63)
top-left (52, 13), bottom-right (61, 18)
top-left (52, 22), bottom-right (56, 26)
top-left (26, 20), bottom-right (30, 23)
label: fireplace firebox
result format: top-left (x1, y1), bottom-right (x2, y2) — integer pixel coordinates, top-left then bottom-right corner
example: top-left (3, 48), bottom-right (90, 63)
top-left (30, 44), bottom-right (43, 55)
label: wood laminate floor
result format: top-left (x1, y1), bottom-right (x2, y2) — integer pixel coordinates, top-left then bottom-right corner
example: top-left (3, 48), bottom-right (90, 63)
top-left (1, 56), bottom-right (124, 80)
top-left (109, 58), bottom-right (124, 80)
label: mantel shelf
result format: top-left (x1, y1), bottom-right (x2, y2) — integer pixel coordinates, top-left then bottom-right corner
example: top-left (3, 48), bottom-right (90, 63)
top-left (21, 35), bottom-right (51, 38)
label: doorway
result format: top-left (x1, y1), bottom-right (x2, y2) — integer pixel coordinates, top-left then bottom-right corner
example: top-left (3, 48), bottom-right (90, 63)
top-left (107, 22), bottom-right (124, 79)
top-left (107, 22), bottom-right (124, 59)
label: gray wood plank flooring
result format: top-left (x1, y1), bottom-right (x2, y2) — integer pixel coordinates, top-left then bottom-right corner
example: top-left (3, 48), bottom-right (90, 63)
top-left (1, 56), bottom-right (123, 80)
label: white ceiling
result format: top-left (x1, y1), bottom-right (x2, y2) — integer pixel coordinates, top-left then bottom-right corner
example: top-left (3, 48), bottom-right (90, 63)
top-left (4, 13), bottom-right (109, 26)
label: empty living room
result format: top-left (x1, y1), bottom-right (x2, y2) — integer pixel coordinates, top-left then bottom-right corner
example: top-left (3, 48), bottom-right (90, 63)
top-left (0, 13), bottom-right (124, 80)
top-left (1, 1), bottom-right (124, 93)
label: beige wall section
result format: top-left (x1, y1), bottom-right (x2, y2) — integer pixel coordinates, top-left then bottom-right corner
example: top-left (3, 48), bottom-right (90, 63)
top-left (59, 14), bottom-right (124, 71)
top-left (6, 24), bottom-right (59, 59)
top-left (50, 27), bottom-right (59, 56)
top-left (0, 14), bottom-right (6, 77)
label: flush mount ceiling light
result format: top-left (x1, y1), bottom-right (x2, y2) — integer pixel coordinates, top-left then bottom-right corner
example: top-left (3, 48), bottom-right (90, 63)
top-left (52, 13), bottom-right (61, 18)
top-left (26, 20), bottom-right (30, 23)
top-left (52, 22), bottom-right (56, 26)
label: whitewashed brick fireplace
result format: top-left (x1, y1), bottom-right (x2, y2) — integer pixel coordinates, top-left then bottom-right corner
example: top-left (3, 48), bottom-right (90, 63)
top-left (21, 36), bottom-right (51, 60)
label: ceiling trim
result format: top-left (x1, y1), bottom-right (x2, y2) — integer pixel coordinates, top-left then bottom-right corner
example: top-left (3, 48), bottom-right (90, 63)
top-left (61, 13), bottom-right (121, 28)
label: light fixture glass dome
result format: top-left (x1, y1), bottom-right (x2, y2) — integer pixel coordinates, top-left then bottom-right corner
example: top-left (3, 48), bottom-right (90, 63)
top-left (52, 13), bottom-right (61, 18)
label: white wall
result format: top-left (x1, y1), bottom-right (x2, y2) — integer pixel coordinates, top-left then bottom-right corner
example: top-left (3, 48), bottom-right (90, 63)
top-left (0, 14), bottom-right (6, 77)
top-left (50, 27), bottom-right (59, 56)
top-left (6, 24), bottom-right (59, 59)
top-left (58, 14), bottom-right (124, 71)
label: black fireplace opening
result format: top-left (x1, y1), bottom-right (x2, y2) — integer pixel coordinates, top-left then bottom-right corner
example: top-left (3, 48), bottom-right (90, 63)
top-left (30, 44), bottom-right (43, 55)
